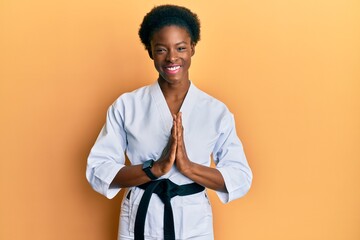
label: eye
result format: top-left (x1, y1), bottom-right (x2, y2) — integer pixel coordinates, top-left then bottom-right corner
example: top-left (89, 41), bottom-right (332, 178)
top-left (177, 47), bottom-right (186, 51)
top-left (155, 48), bottom-right (166, 54)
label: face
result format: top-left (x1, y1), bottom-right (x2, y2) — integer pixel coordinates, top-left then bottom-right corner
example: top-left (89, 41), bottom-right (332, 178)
top-left (150, 25), bottom-right (195, 85)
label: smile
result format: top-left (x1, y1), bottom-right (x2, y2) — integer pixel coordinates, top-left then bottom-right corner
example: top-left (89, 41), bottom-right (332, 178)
top-left (166, 66), bottom-right (180, 71)
top-left (164, 65), bottom-right (181, 74)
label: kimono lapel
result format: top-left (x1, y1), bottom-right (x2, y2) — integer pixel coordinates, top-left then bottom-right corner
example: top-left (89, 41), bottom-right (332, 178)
top-left (149, 82), bottom-right (173, 133)
top-left (179, 82), bottom-right (198, 129)
top-left (149, 81), bottom-right (198, 133)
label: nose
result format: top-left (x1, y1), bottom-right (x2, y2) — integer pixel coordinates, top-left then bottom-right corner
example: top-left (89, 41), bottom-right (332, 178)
top-left (166, 49), bottom-right (177, 63)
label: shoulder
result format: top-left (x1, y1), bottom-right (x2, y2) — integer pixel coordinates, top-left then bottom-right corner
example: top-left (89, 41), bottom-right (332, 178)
top-left (192, 83), bottom-right (231, 118)
top-left (112, 84), bottom-right (152, 110)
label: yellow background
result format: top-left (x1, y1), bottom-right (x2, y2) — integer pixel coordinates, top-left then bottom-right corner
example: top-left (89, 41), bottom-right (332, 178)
top-left (1, 0), bottom-right (359, 239)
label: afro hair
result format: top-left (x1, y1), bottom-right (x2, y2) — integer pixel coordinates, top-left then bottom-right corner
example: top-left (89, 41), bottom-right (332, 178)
top-left (138, 5), bottom-right (201, 54)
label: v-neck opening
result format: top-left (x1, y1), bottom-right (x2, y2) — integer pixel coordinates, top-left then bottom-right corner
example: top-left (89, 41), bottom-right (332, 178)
top-left (150, 81), bottom-right (197, 132)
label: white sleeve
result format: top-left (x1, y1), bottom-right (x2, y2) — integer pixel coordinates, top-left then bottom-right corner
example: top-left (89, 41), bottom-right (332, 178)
top-left (213, 112), bottom-right (253, 203)
top-left (86, 101), bottom-right (127, 199)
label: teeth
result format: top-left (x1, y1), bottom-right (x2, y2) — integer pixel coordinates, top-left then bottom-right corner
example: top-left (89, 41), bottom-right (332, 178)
top-left (167, 66), bottom-right (180, 71)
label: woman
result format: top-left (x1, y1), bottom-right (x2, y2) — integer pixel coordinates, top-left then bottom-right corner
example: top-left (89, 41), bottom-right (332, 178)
top-left (86, 4), bottom-right (252, 240)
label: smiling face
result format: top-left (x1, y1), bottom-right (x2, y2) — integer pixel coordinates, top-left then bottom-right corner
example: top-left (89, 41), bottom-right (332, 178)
top-left (150, 25), bottom-right (195, 85)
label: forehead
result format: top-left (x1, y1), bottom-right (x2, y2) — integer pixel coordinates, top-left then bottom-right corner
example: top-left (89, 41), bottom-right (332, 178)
top-left (151, 25), bottom-right (191, 44)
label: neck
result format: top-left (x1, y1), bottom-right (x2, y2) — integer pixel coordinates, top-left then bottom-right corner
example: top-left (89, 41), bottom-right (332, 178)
top-left (158, 78), bottom-right (190, 100)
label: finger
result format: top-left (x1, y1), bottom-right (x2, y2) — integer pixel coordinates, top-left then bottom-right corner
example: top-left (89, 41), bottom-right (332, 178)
top-left (177, 112), bottom-right (183, 138)
top-left (171, 117), bottom-right (176, 135)
top-left (176, 117), bottom-right (185, 153)
top-left (170, 140), bottom-right (177, 161)
top-left (167, 118), bottom-right (176, 161)
top-left (172, 117), bottom-right (178, 142)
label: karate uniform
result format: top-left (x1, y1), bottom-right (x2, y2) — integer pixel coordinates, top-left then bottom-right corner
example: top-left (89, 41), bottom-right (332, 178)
top-left (86, 81), bottom-right (252, 240)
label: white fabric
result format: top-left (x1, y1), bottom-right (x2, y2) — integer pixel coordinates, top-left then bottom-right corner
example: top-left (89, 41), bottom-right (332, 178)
top-left (86, 81), bottom-right (252, 240)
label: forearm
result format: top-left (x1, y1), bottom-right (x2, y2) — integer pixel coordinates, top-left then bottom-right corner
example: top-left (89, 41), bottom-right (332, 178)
top-left (110, 164), bottom-right (149, 188)
top-left (109, 160), bottom-right (172, 189)
top-left (181, 162), bottom-right (227, 192)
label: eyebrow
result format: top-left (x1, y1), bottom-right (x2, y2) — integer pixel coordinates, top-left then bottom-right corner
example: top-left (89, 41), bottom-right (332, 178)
top-left (154, 41), bottom-right (188, 47)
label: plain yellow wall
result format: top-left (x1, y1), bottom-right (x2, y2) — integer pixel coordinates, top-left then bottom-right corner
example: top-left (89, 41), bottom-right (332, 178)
top-left (1, 0), bottom-right (359, 239)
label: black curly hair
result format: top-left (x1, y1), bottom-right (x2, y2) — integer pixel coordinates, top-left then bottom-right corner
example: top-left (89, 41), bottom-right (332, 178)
top-left (138, 4), bottom-right (201, 56)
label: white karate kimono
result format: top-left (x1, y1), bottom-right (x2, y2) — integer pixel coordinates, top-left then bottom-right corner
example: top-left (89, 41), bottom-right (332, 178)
top-left (86, 81), bottom-right (252, 240)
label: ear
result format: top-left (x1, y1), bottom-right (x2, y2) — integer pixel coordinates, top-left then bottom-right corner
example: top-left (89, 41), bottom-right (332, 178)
top-left (147, 46), bottom-right (153, 59)
top-left (191, 43), bottom-right (195, 56)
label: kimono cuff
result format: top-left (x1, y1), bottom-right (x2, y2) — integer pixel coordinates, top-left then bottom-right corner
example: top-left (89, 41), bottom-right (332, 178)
top-left (93, 163), bottom-right (124, 199)
top-left (216, 167), bottom-right (252, 204)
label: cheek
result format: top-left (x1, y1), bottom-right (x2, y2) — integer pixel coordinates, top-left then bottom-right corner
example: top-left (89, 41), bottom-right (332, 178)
top-left (184, 56), bottom-right (192, 68)
top-left (153, 60), bottom-right (162, 72)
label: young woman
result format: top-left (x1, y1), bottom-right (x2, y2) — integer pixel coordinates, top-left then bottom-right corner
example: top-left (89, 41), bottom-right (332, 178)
top-left (86, 5), bottom-right (252, 240)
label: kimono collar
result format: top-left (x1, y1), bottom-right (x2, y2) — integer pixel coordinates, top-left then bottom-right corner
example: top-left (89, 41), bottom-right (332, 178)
top-left (149, 81), bottom-right (198, 131)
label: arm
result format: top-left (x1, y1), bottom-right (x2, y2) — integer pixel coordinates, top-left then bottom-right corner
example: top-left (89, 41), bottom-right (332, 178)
top-left (178, 161), bottom-right (227, 192)
top-left (87, 101), bottom-right (176, 197)
top-left (175, 112), bottom-right (252, 202)
top-left (212, 112), bottom-right (253, 203)
top-left (174, 113), bottom-right (227, 192)
top-left (110, 117), bottom-right (178, 188)
top-left (86, 103), bottom-right (127, 199)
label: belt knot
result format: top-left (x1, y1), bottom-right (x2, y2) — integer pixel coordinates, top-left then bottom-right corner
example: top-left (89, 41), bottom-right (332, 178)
top-left (134, 179), bottom-right (205, 240)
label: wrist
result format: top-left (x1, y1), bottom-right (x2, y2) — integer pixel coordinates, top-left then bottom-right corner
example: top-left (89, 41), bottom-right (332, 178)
top-left (152, 161), bottom-right (165, 178)
top-left (142, 160), bottom-right (158, 180)
top-left (179, 160), bottom-right (194, 177)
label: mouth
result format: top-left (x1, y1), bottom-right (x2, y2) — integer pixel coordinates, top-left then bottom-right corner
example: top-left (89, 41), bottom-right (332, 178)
top-left (164, 65), bottom-right (181, 74)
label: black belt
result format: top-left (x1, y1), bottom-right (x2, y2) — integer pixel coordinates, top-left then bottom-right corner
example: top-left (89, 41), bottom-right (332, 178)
top-left (134, 179), bottom-right (205, 240)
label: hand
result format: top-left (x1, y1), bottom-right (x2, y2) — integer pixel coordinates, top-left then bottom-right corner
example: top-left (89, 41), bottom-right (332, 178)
top-left (152, 117), bottom-right (177, 177)
top-left (174, 112), bottom-right (193, 175)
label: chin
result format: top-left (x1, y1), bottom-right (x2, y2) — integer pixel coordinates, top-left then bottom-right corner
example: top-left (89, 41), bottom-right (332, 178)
top-left (160, 75), bottom-right (182, 83)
